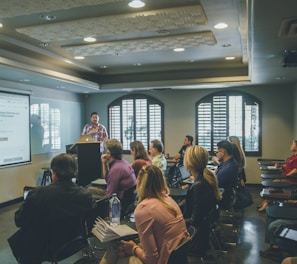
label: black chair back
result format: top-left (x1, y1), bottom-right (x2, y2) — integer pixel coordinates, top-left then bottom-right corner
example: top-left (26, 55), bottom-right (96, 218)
top-left (121, 185), bottom-right (137, 218)
top-left (167, 237), bottom-right (191, 264)
top-left (45, 216), bottom-right (88, 263)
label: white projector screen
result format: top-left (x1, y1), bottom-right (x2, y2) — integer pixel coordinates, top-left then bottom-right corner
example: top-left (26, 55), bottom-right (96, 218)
top-left (0, 90), bottom-right (31, 167)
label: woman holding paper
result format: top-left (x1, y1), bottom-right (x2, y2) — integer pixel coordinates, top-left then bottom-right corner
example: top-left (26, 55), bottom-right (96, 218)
top-left (99, 165), bottom-right (189, 264)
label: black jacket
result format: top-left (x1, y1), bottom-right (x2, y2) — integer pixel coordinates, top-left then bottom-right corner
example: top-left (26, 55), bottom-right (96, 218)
top-left (8, 180), bottom-right (95, 264)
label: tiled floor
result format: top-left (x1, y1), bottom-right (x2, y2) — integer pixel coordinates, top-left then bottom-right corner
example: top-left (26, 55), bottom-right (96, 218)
top-left (0, 186), bottom-right (284, 264)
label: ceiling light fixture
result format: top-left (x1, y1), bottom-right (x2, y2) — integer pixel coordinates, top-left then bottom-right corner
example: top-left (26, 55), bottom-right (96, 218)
top-left (40, 14), bottom-right (56, 21)
top-left (74, 56), bottom-right (85, 60)
top-left (214, 23), bottom-right (228, 29)
top-left (174, 48), bottom-right (185, 52)
top-left (0, 23), bottom-right (3, 28)
top-left (128, 0), bottom-right (145, 8)
top-left (84, 37), bottom-right (96, 42)
top-left (225, 56), bottom-right (235, 60)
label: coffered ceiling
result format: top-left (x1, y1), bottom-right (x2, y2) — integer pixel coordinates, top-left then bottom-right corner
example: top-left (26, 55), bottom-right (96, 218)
top-left (0, 0), bottom-right (296, 94)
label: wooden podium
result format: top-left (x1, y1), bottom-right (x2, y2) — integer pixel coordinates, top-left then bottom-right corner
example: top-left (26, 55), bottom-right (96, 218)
top-left (75, 142), bottom-right (101, 186)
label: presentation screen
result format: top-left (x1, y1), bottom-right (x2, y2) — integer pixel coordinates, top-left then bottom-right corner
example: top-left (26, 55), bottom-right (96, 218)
top-left (0, 90), bottom-right (31, 167)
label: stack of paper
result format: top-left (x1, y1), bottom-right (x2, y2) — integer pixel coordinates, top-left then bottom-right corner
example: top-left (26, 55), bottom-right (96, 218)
top-left (92, 217), bottom-right (138, 243)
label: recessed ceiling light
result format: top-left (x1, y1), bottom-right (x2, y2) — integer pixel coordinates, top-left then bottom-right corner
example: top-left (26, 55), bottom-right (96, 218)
top-left (64, 59), bottom-right (73, 64)
top-left (214, 23), bottom-right (228, 29)
top-left (174, 48), bottom-right (185, 52)
top-left (156, 29), bottom-right (170, 35)
top-left (225, 56), bottom-right (235, 60)
top-left (0, 23), bottom-right (3, 28)
top-left (128, 0), bottom-right (145, 8)
top-left (74, 56), bottom-right (85, 60)
top-left (84, 37), bottom-right (96, 42)
top-left (40, 14), bottom-right (56, 21)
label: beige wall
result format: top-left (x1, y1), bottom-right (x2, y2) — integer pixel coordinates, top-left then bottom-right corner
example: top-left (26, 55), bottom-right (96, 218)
top-left (85, 84), bottom-right (295, 185)
top-left (0, 82), bottom-right (296, 204)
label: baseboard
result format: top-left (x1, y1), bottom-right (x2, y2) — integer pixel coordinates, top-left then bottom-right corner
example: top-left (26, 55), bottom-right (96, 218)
top-left (0, 197), bottom-right (23, 209)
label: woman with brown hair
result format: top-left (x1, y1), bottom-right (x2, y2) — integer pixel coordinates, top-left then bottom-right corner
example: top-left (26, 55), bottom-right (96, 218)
top-left (130, 141), bottom-right (152, 177)
top-left (227, 135), bottom-right (247, 183)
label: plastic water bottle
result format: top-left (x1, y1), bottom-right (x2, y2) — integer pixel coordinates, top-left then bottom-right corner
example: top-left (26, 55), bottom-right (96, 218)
top-left (109, 193), bottom-right (121, 226)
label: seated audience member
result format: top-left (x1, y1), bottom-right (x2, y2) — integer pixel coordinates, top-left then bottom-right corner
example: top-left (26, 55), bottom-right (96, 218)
top-left (183, 146), bottom-right (222, 257)
top-left (227, 135), bottom-right (247, 183)
top-left (88, 139), bottom-right (136, 199)
top-left (172, 135), bottom-right (193, 165)
top-left (8, 153), bottom-right (95, 264)
top-left (130, 140), bottom-right (152, 177)
top-left (279, 140), bottom-right (297, 181)
top-left (214, 140), bottom-right (239, 208)
top-left (149, 139), bottom-right (167, 171)
top-left (260, 218), bottom-right (297, 261)
top-left (257, 139), bottom-right (297, 212)
top-left (99, 165), bottom-right (190, 264)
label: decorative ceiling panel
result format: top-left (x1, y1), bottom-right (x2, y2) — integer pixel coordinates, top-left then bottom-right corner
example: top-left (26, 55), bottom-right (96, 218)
top-left (16, 5), bottom-right (206, 43)
top-left (0, 0), bottom-right (123, 17)
top-left (64, 31), bottom-right (216, 56)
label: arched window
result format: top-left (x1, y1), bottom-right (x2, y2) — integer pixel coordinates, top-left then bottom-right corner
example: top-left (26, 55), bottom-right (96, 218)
top-left (196, 91), bottom-right (262, 156)
top-left (31, 103), bottom-right (61, 153)
top-left (108, 94), bottom-right (164, 153)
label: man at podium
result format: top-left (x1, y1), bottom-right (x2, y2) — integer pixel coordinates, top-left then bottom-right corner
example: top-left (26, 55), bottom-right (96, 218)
top-left (82, 112), bottom-right (108, 153)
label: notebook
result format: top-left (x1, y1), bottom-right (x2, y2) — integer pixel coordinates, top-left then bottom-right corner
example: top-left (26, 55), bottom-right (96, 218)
top-left (91, 178), bottom-right (107, 186)
top-left (78, 134), bottom-right (95, 143)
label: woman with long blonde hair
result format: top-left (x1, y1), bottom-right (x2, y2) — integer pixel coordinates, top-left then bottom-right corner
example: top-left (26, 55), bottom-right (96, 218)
top-left (100, 165), bottom-right (189, 264)
top-left (183, 145), bottom-right (221, 257)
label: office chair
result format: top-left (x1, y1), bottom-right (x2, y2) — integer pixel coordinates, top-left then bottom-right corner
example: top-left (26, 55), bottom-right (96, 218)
top-left (45, 215), bottom-right (95, 264)
top-left (121, 185), bottom-right (137, 219)
top-left (167, 236), bottom-right (192, 264)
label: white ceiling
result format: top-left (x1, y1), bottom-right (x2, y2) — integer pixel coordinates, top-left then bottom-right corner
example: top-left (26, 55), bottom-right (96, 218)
top-left (0, 0), bottom-right (296, 94)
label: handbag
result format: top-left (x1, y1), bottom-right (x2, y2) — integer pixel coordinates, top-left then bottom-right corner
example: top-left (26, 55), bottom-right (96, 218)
top-left (233, 182), bottom-right (253, 209)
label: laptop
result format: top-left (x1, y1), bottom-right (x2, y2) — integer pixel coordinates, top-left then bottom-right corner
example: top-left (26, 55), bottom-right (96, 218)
top-left (91, 178), bottom-right (107, 186)
top-left (23, 186), bottom-right (35, 200)
top-left (78, 134), bottom-right (95, 143)
top-left (179, 166), bottom-right (194, 184)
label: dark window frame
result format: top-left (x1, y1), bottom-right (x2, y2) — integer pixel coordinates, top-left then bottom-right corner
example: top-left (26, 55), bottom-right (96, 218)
top-left (195, 90), bottom-right (262, 157)
top-left (108, 94), bottom-right (164, 154)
